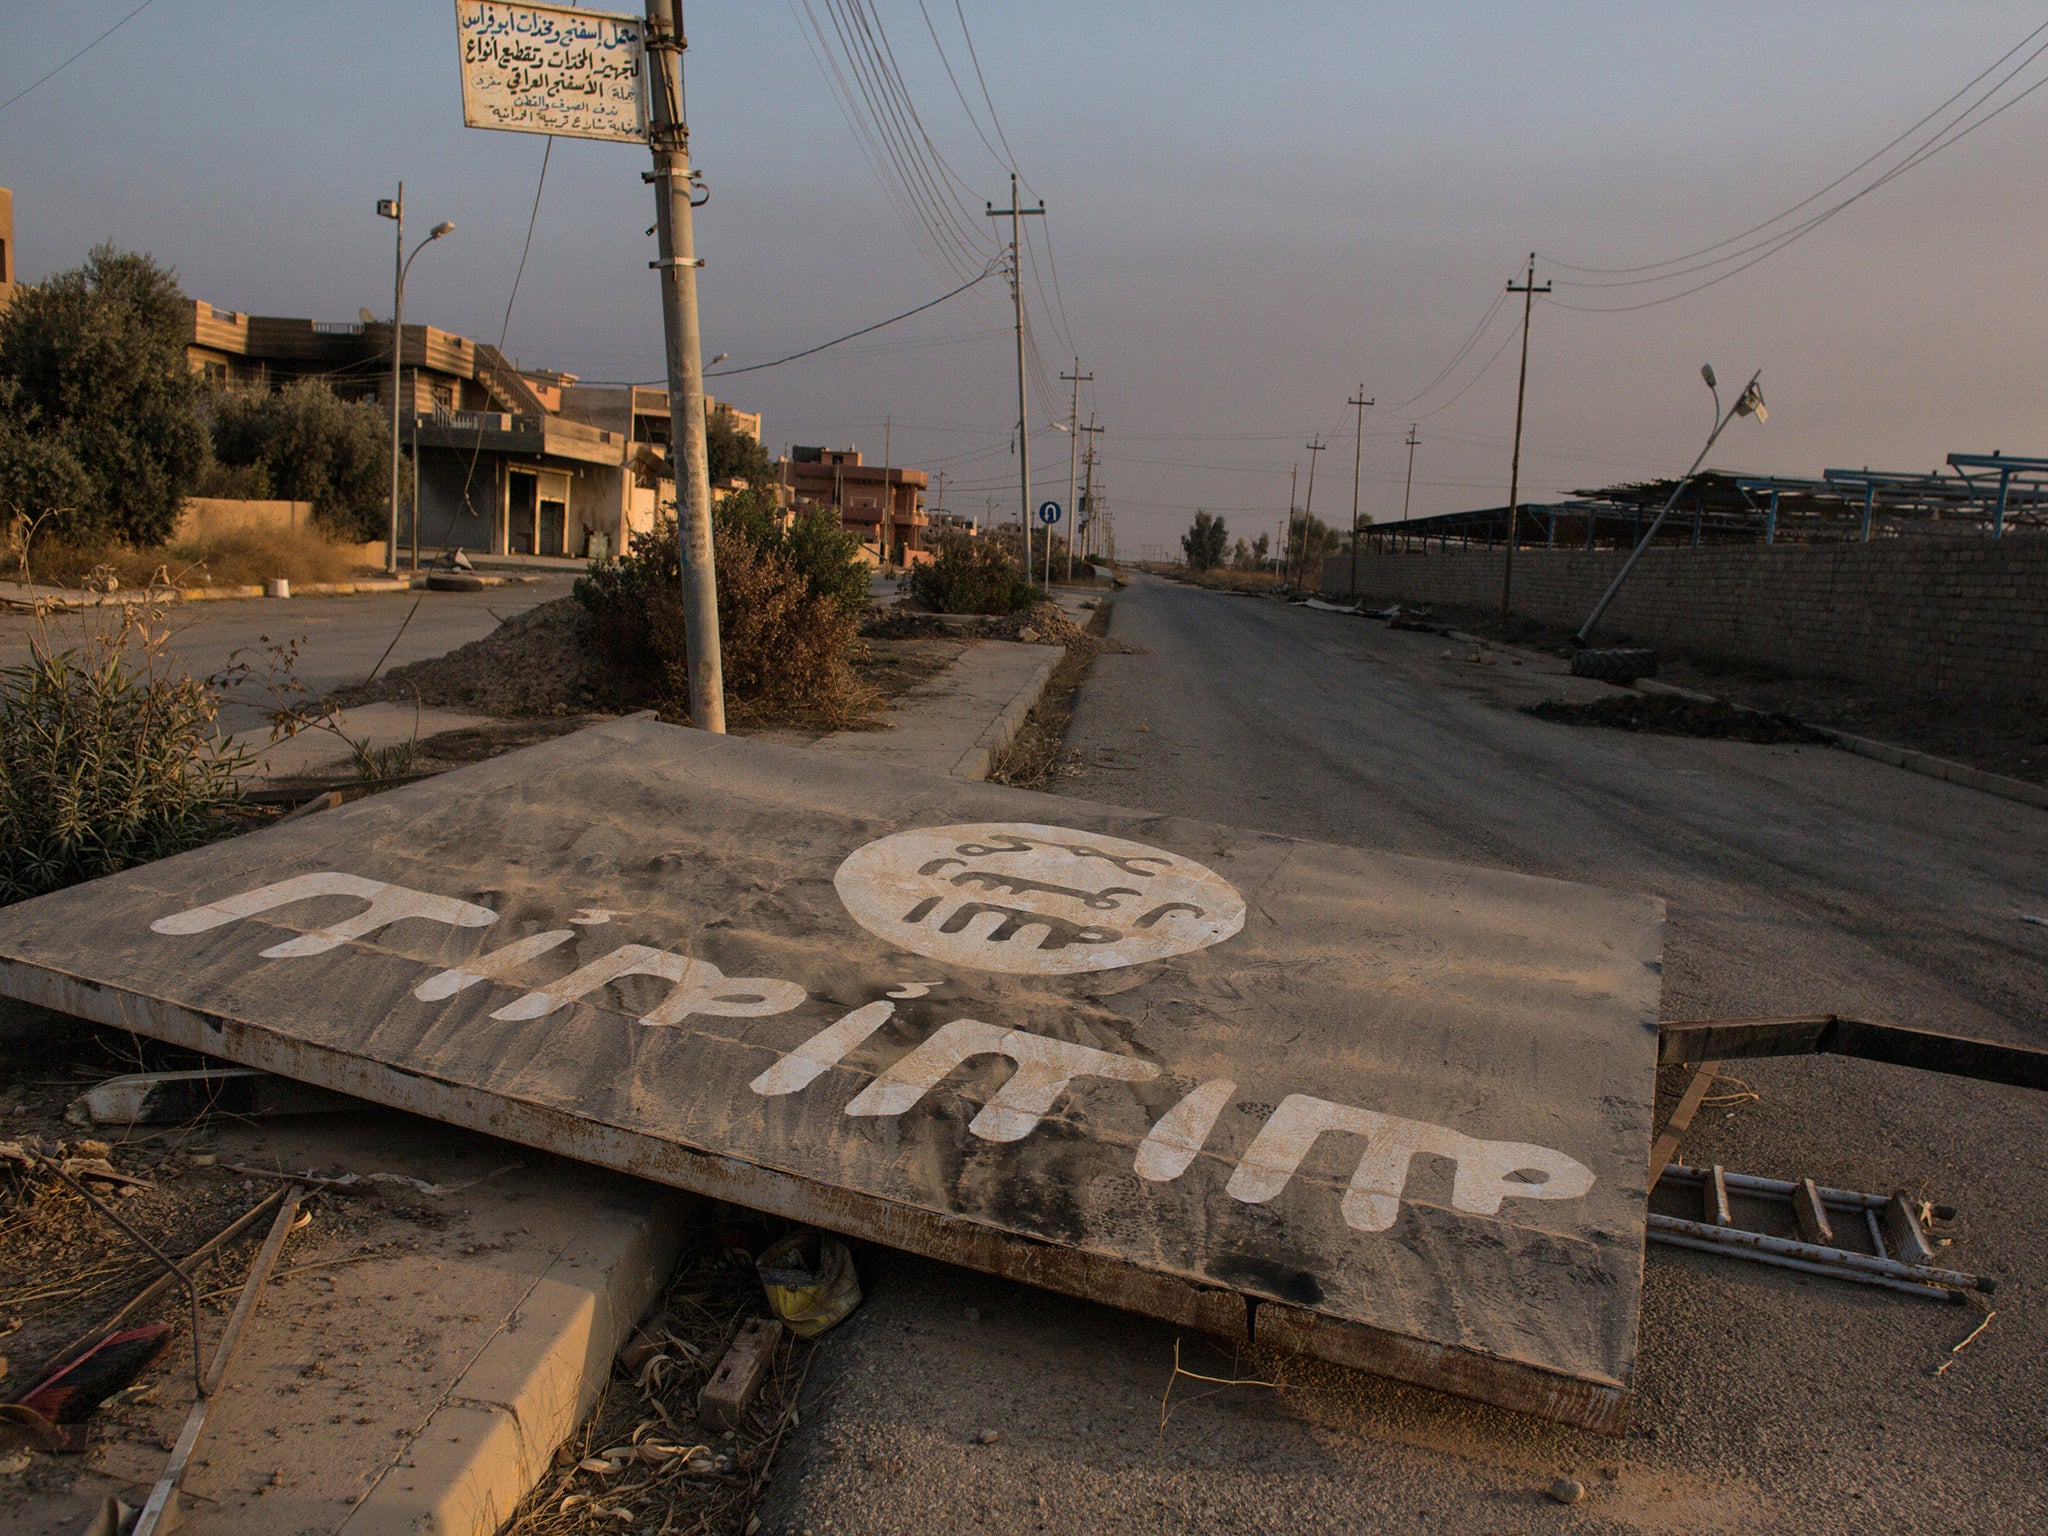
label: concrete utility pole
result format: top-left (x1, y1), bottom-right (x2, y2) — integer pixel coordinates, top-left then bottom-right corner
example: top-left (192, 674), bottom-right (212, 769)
top-left (1061, 359), bottom-right (1091, 580)
top-left (1402, 423), bottom-right (1421, 523)
top-left (1501, 254), bottom-right (1551, 632)
top-left (986, 175), bottom-right (1044, 580)
top-left (1284, 462), bottom-right (1299, 581)
top-left (882, 414), bottom-right (892, 565)
top-left (1297, 437), bottom-right (1326, 587)
top-left (1347, 387), bottom-right (1373, 597)
top-left (644, 0), bottom-right (724, 731)
top-left (1078, 416), bottom-right (1104, 565)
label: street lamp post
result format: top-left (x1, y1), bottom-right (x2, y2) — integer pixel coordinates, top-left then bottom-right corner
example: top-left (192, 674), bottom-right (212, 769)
top-left (376, 185), bottom-right (453, 575)
top-left (1575, 366), bottom-right (1766, 643)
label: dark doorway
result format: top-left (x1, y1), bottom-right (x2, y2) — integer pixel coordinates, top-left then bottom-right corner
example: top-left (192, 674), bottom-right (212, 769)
top-left (539, 497), bottom-right (567, 557)
top-left (508, 473), bottom-right (538, 554)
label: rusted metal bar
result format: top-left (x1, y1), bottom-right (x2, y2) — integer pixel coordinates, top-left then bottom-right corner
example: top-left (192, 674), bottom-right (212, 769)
top-left (1659, 1015), bottom-right (2048, 1092)
top-left (1646, 1213), bottom-right (1985, 1297)
top-left (132, 1184), bottom-right (304, 1536)
top-left (33, 1189), bottom-right (284, 1387)
top-left (1647, 1060), bottom-right (1721, 1191)
top-left (34, 1153), bottom-right (208, 1400)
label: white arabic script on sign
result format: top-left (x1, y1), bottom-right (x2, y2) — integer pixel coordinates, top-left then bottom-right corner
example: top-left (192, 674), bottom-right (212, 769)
top-left (455, 0), bottom-right (649, 144)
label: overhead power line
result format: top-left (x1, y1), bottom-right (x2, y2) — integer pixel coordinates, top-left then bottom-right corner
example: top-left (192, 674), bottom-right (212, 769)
top-left (707, 263), bottom-right (1002, 377)
top-left (1540, 22), bottom-right (2048, 311)
top-left (0, 0), bottom-right (159, 115)
top-left (1543, 18), bottom-right (2048, 278)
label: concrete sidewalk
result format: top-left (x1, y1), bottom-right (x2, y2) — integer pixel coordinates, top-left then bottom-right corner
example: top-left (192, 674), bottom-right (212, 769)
top-left (812, 639), bottom-right (1060, 780)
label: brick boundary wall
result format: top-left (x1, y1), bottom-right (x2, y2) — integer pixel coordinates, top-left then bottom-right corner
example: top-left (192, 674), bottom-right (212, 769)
top-left (1320, 538), bottom-right (2048, 704)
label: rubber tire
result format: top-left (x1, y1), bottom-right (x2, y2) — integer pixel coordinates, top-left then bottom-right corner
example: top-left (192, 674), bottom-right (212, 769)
top-left (1571, 647), bottom-right (1658, 683)
top-left (425, 572), bottom-right (486, 593)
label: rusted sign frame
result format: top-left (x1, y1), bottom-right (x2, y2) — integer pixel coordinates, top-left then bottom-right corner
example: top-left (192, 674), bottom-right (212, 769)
top-left (2, 962), bottom-right (1631, 1430)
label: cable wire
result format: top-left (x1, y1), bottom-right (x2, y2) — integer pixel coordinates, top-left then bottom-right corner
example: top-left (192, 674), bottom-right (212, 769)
top-left (1541, 18), bottom-right (2048, 278)
top-left (708, 264), bottom-right (1001, 376)
top-left (0, 0), bottom-right (159, 116)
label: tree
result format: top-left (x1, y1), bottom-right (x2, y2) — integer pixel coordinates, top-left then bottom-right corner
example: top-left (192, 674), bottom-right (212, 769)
top-left (0, 246), bottom-right (207, 544)
top-left (1286, 513), bottom-right (1341, 580)
top-left (209, 379), bottom-right (405, 542)
top-left (706, 405), bottom-right (772, 486)
top-left (1181, 509), bottom-right (1229, 572)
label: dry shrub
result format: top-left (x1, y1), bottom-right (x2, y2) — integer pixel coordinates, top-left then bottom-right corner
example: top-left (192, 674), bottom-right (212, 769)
top-left (19, 521), bottom-right (369, 591)
top-left (1183, 566), bottom-right (1280, 593)
top-left (577, 515), bottom-right (870, 726)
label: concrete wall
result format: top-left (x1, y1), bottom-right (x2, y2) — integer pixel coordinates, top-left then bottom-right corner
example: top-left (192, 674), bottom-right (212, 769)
top-left (175, 498), bottom-right (316, 539)
top-left (1321, 538), bottom-right (2048, 704)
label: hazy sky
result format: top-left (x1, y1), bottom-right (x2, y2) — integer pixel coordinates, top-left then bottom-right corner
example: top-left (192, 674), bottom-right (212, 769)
top-left (5, 2), bottom-right (2046, 555)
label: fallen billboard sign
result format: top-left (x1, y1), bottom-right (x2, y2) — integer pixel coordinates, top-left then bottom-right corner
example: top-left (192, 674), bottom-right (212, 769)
top-left (0, 720), bottom-right (1664, 1430)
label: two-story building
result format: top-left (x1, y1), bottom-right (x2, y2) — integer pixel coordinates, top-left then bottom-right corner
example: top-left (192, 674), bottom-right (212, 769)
top-left (182, 299), bottom-right (758, 562)
top-left (779, 446), bottom-right (930, 565)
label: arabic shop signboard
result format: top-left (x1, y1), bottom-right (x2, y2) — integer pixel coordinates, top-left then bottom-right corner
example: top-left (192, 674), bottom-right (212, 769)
top-left (0, 722), bottom-right (1665, 1430)
top-left (455, 1), bottom-right (649, 143)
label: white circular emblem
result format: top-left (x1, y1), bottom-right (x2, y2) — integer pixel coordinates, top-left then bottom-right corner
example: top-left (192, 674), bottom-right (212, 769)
top-left (834, 822), bottom-right (1245, 975)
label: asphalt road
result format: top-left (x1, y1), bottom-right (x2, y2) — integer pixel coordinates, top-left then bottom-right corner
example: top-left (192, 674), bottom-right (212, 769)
top-left (0, 577), bottom-right (573, 732)
top-left (763, 574), bottom-right (2048, 1536)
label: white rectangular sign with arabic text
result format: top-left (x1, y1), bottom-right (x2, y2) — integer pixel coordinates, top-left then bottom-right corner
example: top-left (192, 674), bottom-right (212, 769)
top-left (456, 1), bottom-right (649, 143)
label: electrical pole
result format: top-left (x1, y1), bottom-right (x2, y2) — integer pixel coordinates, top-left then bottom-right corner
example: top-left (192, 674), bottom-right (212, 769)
top-left (1402, 423), bottom-right (1420, 522)
top-left (644, 0), bottom-right (723, 731)
top-left (882, 413), bottom-right (892, 566)
top-left (1347, 387), bottom-right (1373, 597)
top-left (1077, 416), bottom-right (1104, 567)
top-left (1284, 462), bottom-right (1298, 582)
top-left (1061, 359), bottom-right (1091, 581)
top-left (1297, 437), bottom-right (1326, 587)
top-left (986, 175), bottom-right (1044, 581)
top-left (1501, 253), bottom-right (1551, 633)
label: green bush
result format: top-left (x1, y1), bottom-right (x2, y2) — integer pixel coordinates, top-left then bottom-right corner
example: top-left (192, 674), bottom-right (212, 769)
top-left (711, 483), bottom-right (868, 617)
top-left (0, 595), bottom-right (244, 904)
top-left (910, 530), bottom-right (1035, 614)
top-left (0, 247), bottom-right (207, 544)
top-left (209, 378), bottom-right (405, 541)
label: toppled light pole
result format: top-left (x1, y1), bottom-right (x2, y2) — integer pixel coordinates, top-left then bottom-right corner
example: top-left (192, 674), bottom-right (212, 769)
top-left (1576, 368), bottom-right (1766, 644)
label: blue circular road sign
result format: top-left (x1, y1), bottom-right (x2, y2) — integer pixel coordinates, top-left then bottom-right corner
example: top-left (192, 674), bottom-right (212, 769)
top-left (1037, 500), bottom-right (1063, 525)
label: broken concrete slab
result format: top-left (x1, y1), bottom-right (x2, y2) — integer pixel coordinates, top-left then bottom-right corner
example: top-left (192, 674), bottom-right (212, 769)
top-left (0, 719), bottom-right (1663, 1430)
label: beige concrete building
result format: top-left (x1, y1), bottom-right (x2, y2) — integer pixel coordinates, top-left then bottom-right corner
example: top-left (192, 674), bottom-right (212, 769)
top-left (780, 446), bottom-right (930, 564)
top-left (180, 299), bottom-right (761, 562)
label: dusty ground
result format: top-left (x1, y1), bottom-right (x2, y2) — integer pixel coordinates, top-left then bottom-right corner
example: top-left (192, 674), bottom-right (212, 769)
top-left (341, 595), bottom-right (978, 739)
top-left (1376, 592), bottom-right (2048, 786)
top-left (759, 574), bottom-right (2048, 1536)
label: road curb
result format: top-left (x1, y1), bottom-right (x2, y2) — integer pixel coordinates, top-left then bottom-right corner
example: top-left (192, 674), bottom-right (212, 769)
top-left (952, 646), bottom-right (1061, 780)
top-left (1, 578), bottom-right (416, 612)
top-left (336, 1187), bottom-right (685, 1536)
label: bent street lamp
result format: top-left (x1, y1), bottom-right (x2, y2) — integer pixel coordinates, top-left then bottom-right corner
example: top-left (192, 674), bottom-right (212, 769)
top-left (378, 186), bottom-right (454, 575)
top-left (1576, 367), bottom-right (1766, 643)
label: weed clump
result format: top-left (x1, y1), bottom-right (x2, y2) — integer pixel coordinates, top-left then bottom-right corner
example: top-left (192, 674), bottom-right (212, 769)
top-left (0, 552), bottom-right (244, 903)
top-left (910, 530), bottom-right (1035, 614)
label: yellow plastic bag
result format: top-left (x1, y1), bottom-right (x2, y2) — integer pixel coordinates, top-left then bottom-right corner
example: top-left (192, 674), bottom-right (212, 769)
top-left (755, 1229), bottom-right (862, 1338)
